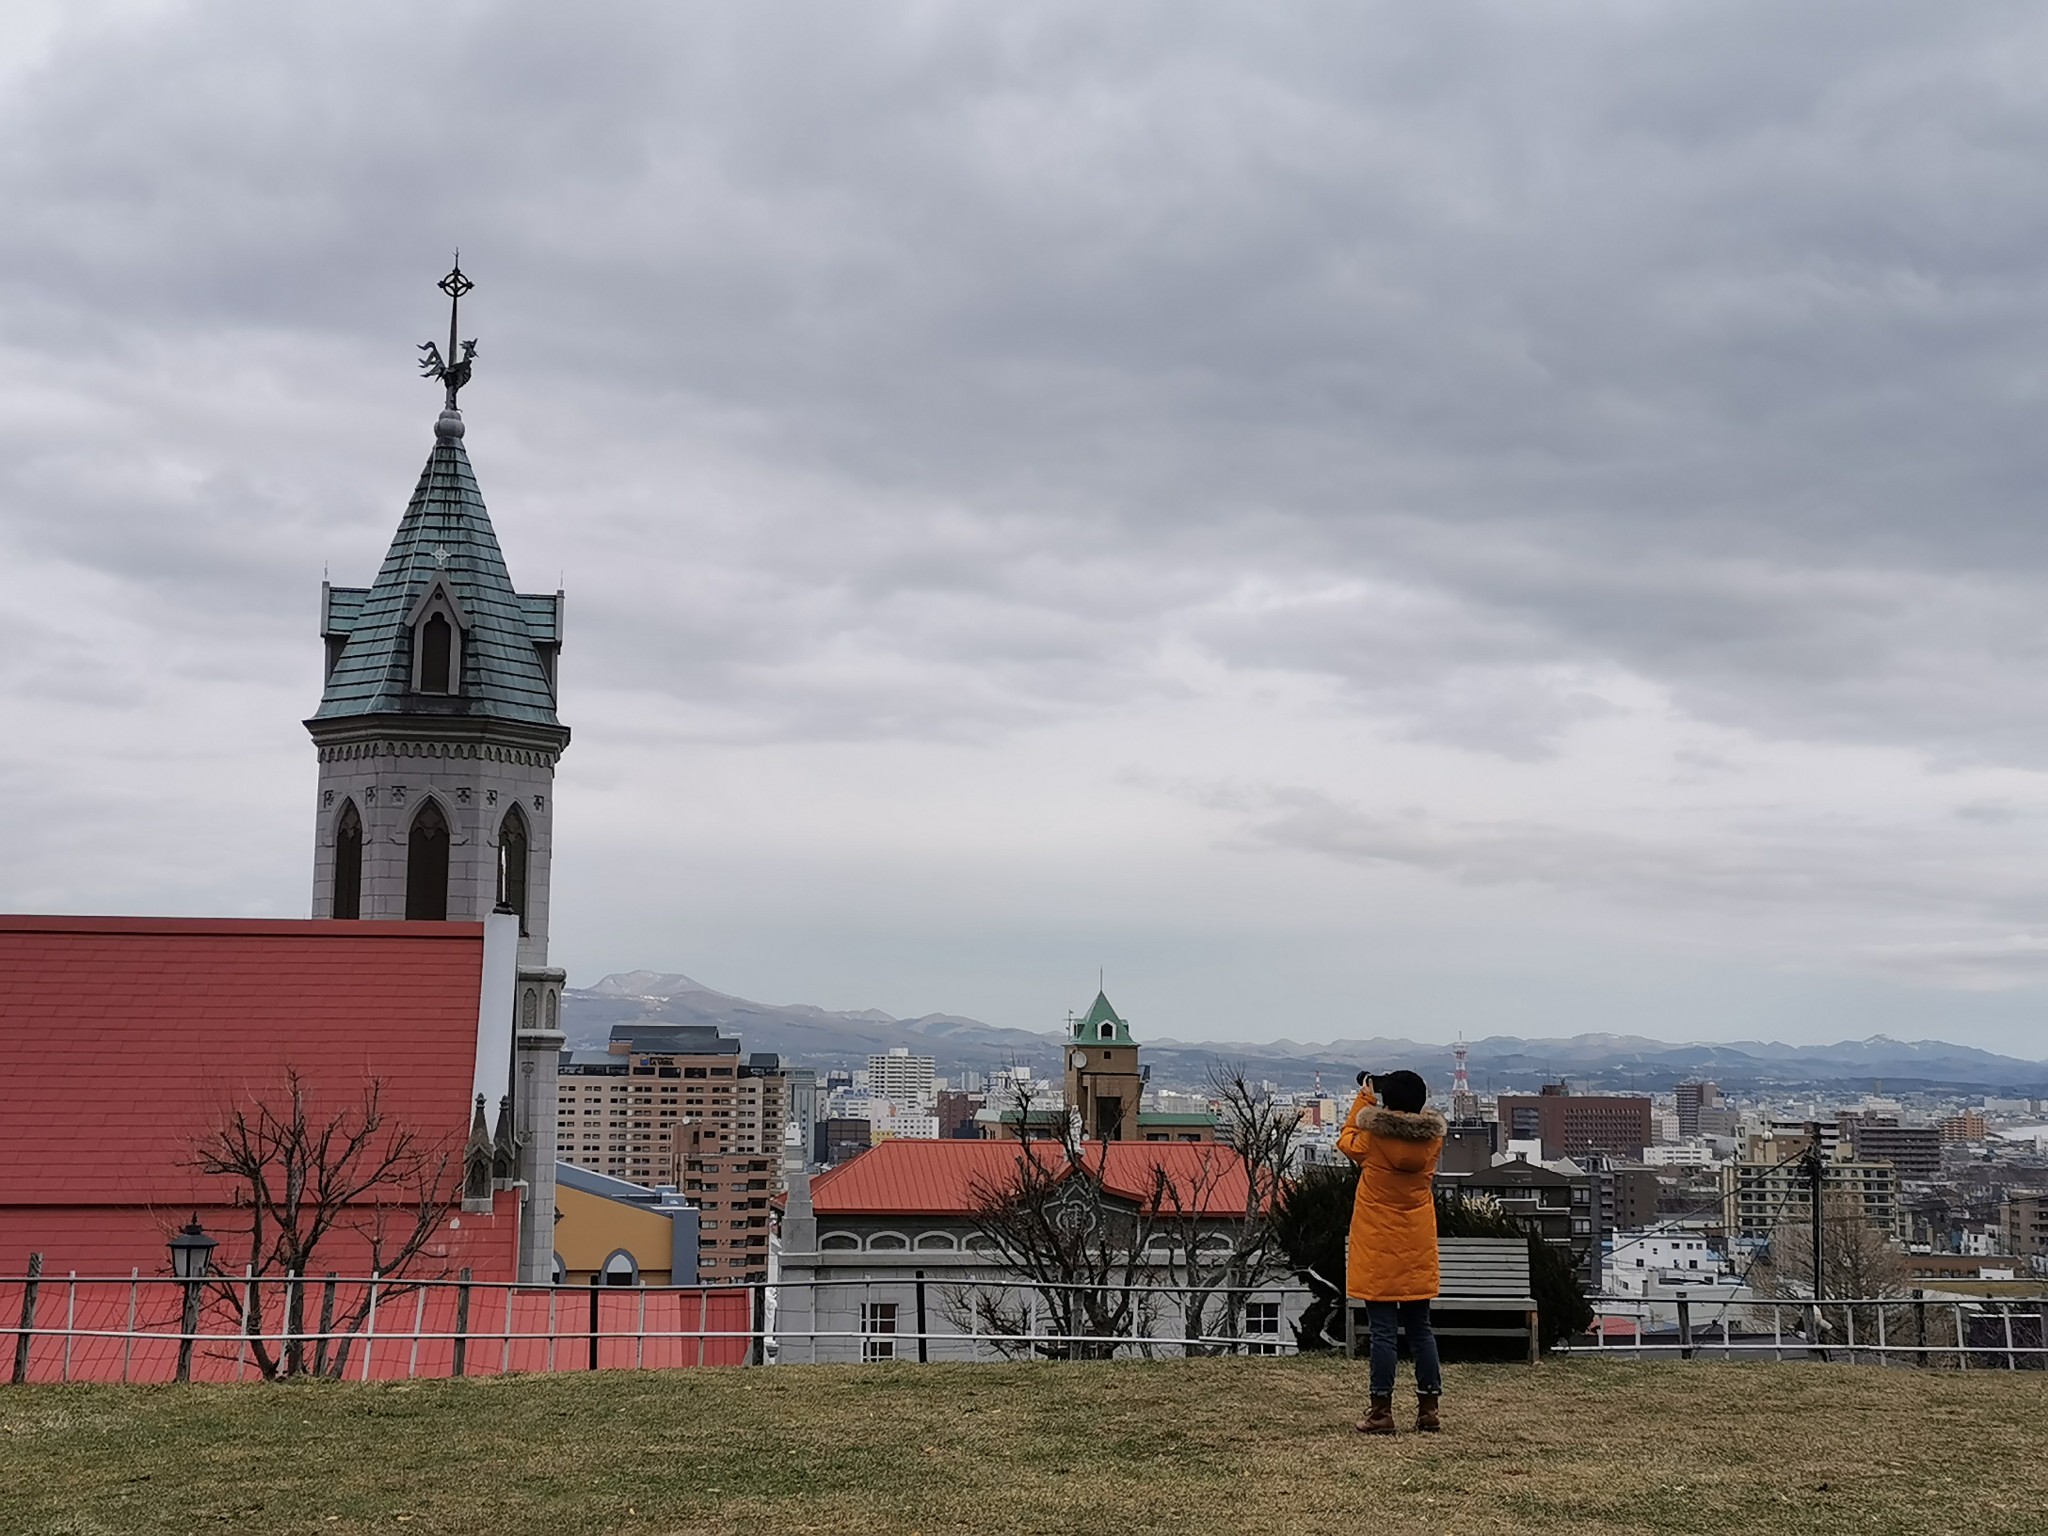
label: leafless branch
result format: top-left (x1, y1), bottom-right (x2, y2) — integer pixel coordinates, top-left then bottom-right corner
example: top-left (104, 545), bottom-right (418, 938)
top-left (189, 1068), bottom-right (457, 1379)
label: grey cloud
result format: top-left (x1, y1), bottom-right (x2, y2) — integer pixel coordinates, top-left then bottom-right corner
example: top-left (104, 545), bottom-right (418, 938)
top-left (1231, 783), bottom-right (2048, 929)
top-left (1856, 935), bottom-right (2048, 993)
top-left (12, 4), bottom-right (2048, 1035)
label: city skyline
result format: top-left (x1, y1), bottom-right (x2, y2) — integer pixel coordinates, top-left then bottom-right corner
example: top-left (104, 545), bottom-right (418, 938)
top-left (13, 6), bottom-right (2048, 1049)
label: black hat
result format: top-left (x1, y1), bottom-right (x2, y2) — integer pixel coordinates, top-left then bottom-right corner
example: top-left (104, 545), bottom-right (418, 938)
top-left (1372, 1070), bottom-right (1428, 1114)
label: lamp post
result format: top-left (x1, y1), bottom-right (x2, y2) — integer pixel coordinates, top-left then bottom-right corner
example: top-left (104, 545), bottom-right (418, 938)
top-left (168, 1216), bottom-right (216, 1383)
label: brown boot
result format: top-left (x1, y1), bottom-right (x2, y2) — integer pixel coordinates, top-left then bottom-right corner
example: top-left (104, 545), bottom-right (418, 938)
top-left (1356, 1395), bottom-right (1396, 1435)
top-left (1416, 1393), bottom-right (1442, 1433)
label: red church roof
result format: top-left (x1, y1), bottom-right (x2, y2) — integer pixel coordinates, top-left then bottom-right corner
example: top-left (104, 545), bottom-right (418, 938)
top-left (810, 1138), bottom-right (1260, 1217)
top-left (0, 916), bottom-right (512, 1275)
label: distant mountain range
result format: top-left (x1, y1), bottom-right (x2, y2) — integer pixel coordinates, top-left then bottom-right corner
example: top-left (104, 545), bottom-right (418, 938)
top-left (562, 971), bottom-right (2048, 1096)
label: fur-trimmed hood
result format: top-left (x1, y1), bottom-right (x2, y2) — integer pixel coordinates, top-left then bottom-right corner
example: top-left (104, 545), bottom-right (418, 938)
top-left (1357, 1105), bottom-right (1446, 1144)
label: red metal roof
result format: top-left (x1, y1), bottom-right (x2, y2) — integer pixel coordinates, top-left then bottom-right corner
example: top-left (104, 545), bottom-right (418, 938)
top-left (0, 915), bottom-right (488, 1215)
top-left (810, 1138), bottom-right (1258, 1217)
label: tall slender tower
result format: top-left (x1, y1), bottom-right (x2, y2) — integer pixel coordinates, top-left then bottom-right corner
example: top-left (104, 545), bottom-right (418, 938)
top-left (305, 264), bottom-right (569, 1283)
top-left (1451, 1037), bottom-right (1479, 1122)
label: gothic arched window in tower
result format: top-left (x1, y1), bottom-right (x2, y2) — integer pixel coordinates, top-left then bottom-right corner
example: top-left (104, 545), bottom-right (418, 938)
top-left (406, 800), bottom-right (451, 921)
top-left (404, 579), bottom-right (467, 697)
top-left (497, 804), bottom-right (530, 934)
top-left (420, 612), bottom-right (454, 693)
top-left (333, 800), bottom-right (363, 920)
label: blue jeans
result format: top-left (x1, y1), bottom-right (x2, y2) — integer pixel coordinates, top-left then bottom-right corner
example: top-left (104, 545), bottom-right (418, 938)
top-left (1366, 1300), bottom-right (1441, 1398)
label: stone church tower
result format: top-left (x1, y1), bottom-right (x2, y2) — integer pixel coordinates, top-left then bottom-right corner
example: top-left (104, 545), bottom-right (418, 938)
top-left (305, 265), bottom-right (567, 1283)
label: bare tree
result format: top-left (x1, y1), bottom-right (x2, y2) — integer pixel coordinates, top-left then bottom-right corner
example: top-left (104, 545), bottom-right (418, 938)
top-left (1148, 1064), bottom-right (1301, 1354)
top-left (190, 1070), bottom-right (459, 1379)
top-left (1754, 1193), bottom-right (1911, 1350)
top-left (950, 1078), bottom-right (1163, 1359)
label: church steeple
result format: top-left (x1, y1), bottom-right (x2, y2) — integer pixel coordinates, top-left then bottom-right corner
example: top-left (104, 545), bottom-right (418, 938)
top-left (310, 408), bottom-right (564, 730)
top-left (307, 263), bottom-right (568, 966)
top-left (307, 265), bottom-right (569, 1285)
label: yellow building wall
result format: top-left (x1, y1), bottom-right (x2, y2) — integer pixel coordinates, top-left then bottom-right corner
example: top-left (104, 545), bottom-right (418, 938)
top-left (554, 1183), bottom-right (679, 1285)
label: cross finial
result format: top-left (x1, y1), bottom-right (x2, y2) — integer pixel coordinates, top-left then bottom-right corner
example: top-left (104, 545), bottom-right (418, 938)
top-left (419, 255), bottom-right (478, 417)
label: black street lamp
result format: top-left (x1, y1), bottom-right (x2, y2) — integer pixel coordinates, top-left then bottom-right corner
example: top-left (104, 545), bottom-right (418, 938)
top-left (168, 1217), bottom-right (216, 1280)
top-left (168, 1216), bottom-right (215, 1382)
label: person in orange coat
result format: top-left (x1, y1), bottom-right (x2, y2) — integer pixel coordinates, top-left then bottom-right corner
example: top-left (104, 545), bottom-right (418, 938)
top-left (1336, 1069), bottom-right (1446, 1435)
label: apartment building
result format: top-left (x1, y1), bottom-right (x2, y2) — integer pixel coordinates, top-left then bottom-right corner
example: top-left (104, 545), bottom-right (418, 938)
top-left (679, 1150), bottom-right (778, 1281)
top-left (1436, 1154), bottom-right (1602, 1290)
top-left (1838, 1115), bottom-right (1942, 1182)
top-left (1720, 1156), bottom-right (1901, 1240)
top-left (1939, 1111), bottom-right (1989, 1145)
top-left (556, 1024), bottom-right (787, 1279)
top-left (866, 1048), bottom-right (936, 1111)
top-left (2001, 1191), bottom-right (2048, 1270)
top-left (1675, 1081), bottom-right (1719, 1139)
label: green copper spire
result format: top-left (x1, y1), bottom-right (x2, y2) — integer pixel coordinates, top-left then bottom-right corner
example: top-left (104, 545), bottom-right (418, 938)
top-left (1072, 989), bottom-right (1135, 1045)
top-left (310, 264), bottom-right (565, 733)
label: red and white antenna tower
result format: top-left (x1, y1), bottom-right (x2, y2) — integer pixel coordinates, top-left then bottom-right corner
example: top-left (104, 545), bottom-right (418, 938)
top-left (1451, 1037), bottom-right (1479, 1121)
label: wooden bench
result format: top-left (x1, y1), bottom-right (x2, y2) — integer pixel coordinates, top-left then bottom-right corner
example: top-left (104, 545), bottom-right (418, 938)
top-left (1343, 1237), bottom-right (1539, 1365)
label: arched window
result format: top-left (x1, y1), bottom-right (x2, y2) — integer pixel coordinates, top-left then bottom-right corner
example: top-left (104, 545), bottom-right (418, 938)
top-left (497, 805), bottom-right (529, 934)
top-left (601, 1249), bottom-right (640, 1286)
top-left (405, 800), bottom-right (450, 921)
top-left (332, 800), bottom-right (362, 921)
top-left (419, 612), bottom-right (454, 693)
top-left (1099, 1023), bottom-right (1114, 1040)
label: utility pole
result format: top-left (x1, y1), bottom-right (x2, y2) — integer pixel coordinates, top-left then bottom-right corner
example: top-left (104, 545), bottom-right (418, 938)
top-left (1803, 1121), bottom-right (1826, 1360)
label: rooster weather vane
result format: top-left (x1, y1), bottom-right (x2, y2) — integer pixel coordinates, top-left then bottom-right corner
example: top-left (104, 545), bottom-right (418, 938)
top-left (419, 258), bottom-right (477, 408)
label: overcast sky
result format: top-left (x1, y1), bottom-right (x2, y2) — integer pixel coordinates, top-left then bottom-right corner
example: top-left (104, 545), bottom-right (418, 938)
top-left (8, 3), bottom-right (2048, 1054)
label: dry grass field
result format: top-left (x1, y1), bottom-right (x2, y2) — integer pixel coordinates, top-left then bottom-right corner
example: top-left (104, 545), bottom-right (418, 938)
top-left (4, 1357), bottom-right (2044, 1535)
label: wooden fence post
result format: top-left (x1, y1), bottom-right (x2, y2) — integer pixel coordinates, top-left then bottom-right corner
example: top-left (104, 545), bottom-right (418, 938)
top-left (915, 1270), bottom-right (929, 1364)
top-left (10, 1252), bottom-right (41, 1385)
top-left (453, 1269), bottom-right (472, 1378)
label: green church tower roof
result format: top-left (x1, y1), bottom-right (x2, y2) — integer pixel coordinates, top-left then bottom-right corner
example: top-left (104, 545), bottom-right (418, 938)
top-left (1072, 989), bottom-right (1136, 1045)
top-left (309, 414), bottom-right (566, 733)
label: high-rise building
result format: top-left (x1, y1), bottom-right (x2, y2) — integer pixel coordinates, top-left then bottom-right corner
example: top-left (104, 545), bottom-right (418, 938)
top-left (1675, 1081), bottom-right (1719, 1139)
top-left (556, 1024), bottom-right (786, 1283)
top-left (1720, 1157), bottom-right (1901, 1240)
top-left (1939, 1111), bottom-right (1988, 1145)
top-left (1496, 1086), bottom-right (1652, 1160)
top-left (866, 1048), bottom-right (936, 1112)
top-left (557, 1027), bottom-right (786, 1178)
top-left (1839, 1117), bottom-right (1942, 1182)
top-left (307, 265), bottom-right (567, 1283)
